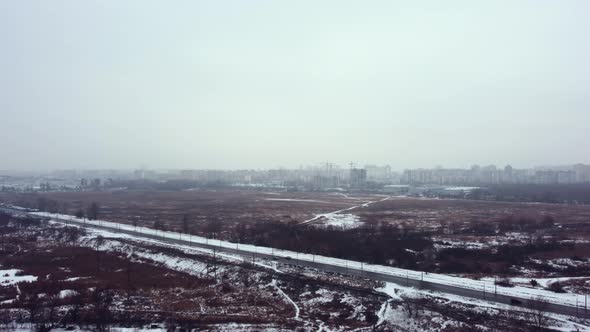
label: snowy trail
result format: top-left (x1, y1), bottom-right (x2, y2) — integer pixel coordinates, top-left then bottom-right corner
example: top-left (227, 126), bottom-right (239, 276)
top-left (271, 279), bottom-right (300, 319)
top-left (299, 196), bottom-right (390, 225)
top-left (375, 300), bottom-right (390, 327)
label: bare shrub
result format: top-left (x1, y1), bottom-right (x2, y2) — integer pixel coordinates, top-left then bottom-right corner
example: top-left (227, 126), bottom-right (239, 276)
top-left (525, 296), bottom-right (550, 331)
top-left (400, 295), bottom-right (426, 318)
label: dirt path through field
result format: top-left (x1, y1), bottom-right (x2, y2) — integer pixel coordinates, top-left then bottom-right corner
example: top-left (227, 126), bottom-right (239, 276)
top-left (299, 195), bottom-right (390, 225)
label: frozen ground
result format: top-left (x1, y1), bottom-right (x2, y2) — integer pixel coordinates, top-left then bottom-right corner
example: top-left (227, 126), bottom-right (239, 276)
top-left (28, 210), bottom-right (588, 310)
top-left (376, 282), bottom-right (590, 331)
top-left (1, 217), bottom-right (589, 331)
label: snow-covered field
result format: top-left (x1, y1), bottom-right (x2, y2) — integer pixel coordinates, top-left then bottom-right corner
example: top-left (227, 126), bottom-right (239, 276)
top-left (25, 210), bottom-right (588, 312)
top-left (1, 214), bottom-right (589, 331)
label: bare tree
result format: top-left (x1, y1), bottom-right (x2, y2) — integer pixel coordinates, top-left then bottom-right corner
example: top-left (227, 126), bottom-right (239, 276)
top-left (364, 307), bottom-right (379, 331)
top-left (495, 307), bottom-right (522, 332)
top-left (87, 202), bottom-right (100, 220)
top-left (0, 308), bottom-right (12, 330)
top-left (64, 292), bottom-right (84, 326)
top-left (75, 209), bottom-right (85, 219)
top-left (63, 226), bottom-right (83, 247)
top-left (205, 219), bottom-right (222, 239)
top-left (125, 250), bottom-right (134, 302)
top-left (154, 219), bottom-right (165, 231)
top-left (60, 202), bottom-right (70, 215)
top-left (19, 291), bottom-right (40, 327)
top-left (37, 197), bottom-right (48, 212)
top-left (95, 235), bottom-right (105, 273)
top-left (46, 200), bottom-right (59, 214)
top-left (0, 212), bottom-right (10, 252)
top-left (526, 296), bottom-right (550, 331)
top-left (182, 214), bottom-right (190, 234)
top-left (91, 288), bottom-right (113, 332)
top-left (400, 295), bottom-right (426, 318)
top-left (37, 295), bottom-right (59, 332)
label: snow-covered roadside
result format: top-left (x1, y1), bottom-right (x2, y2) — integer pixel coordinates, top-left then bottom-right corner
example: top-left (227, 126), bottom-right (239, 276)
top-left (480, 276), bottom-right (590, 290)
top-left (75, 226), bottom-right (281, 278)
top-left (376, 282), bottom-right (590, 332)
top-left (20, 209), bottom-right (587, 310)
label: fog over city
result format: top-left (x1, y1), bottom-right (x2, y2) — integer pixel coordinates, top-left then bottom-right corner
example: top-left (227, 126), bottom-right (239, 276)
top-left (2, 1), bottom-right (589, 170)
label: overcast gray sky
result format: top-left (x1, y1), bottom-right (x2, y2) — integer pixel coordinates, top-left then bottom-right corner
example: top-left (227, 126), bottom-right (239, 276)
top-left (1, 1), bottom-right (589, 170)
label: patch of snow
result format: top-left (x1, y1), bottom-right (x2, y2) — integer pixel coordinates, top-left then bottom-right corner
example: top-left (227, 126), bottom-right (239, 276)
top-left (58, 289), bottom-right (78, 299)
top-left (64, 276), bottom-right (89, 282)
top-left (0, 269), bottom-right (37, 286)
top-left (375, 300), bottom-right (390, 327)
top-left (317, 213), bottom-right (363, 229)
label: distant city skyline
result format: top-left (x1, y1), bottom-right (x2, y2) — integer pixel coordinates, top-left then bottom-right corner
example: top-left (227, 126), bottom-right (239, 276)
top-left (1, 161), bottom-right (589, 175)
top-left (3, 162), bottom-right (590, 195)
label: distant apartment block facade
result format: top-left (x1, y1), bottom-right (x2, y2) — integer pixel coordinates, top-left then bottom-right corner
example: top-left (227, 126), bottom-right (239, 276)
top-left (401, 164), bottom-right (590, 185)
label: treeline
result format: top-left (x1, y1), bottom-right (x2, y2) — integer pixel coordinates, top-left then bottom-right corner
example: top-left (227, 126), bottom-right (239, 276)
top-left (107, 179), bottom-right (241, 191)
top-left (455, 214), bottom-right (555, 237)
top-left (227, 221), bottom-right (434, 269)
top-left (22, 195), bottom-right (102, 221)
top-left (435, 240), bottom-right (590, 276)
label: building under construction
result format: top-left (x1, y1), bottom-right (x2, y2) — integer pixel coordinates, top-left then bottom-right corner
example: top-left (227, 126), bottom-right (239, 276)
top-left (349, 168), bottom-right (367, 189)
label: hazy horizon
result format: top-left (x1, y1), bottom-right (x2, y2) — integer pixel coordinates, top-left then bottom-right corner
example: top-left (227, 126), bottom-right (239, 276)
top-left (2, 1), bottom-right (589, 170)
top-left (1, 162), bottom-right (589, 175)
